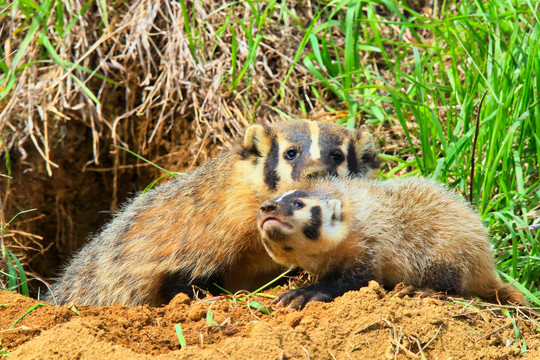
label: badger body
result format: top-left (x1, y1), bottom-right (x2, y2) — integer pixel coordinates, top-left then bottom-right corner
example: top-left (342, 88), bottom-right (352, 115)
top-left (257, 177), bottom-right (524, 309)
top-left (44, 120), bottom-right (378, 306)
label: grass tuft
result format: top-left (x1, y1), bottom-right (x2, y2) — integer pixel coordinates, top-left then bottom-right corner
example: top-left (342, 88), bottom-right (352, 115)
top-left (1, 209), bottom-right (36, 296)
top-left (303, 0), bottom-right (540, 305)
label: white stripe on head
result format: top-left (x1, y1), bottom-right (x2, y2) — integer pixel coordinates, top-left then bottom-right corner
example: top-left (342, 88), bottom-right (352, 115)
top-left (308, 121), bottom-right (321, 160)
top-left (275, 189), bottom-right (299, 202)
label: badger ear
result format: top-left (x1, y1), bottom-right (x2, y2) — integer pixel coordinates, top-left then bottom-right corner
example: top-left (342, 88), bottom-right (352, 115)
top-left (330, 199), bottom-right (342, 218)
top-left (323, 199), bottom-right (343, 224)
top-left (242, 124), bottom-right (274, 158)
top-left (350, 126), bottom-right (380, 178)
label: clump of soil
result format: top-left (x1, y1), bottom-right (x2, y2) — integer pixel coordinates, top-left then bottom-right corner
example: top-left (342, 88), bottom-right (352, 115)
top-left (2, 282), bottom-right (539, 359)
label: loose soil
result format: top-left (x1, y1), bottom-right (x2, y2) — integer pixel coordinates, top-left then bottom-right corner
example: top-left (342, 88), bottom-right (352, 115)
top-left (2, 282), bottom-right (539, 359)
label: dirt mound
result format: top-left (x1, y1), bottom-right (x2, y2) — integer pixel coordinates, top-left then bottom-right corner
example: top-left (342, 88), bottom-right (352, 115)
top-left (2, 282), bottom-right (539, 359)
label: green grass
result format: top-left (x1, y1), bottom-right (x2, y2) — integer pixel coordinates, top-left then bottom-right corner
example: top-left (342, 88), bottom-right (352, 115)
top-left (300, 0), bottom-right (540, 304)
top-left (174, 322), bottom-right (187, 348)
top-left (1, 209), bottom-right (36, 297)
top-left (1, 134), bottom-right (33, 297)
top-left (0, 0), bottom-right (114, 104)
top-left (9, 302), bottom-right (51, 328)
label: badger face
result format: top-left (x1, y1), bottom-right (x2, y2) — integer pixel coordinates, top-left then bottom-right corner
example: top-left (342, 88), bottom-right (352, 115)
top-left (257, 189), bottom-right (349, 271)
top-left (239, 120), bottom-right (378, 191)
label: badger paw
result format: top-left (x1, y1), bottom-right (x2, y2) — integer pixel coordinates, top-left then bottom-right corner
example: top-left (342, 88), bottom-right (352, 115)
top-left (273, 287), bottom-right (333, 310)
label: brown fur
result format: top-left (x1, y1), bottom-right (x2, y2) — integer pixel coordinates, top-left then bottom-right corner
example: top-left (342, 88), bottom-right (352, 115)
top-left (43, 120), bottom-right (378, 306)
top-left (258, 177), bottom-right (525, 308)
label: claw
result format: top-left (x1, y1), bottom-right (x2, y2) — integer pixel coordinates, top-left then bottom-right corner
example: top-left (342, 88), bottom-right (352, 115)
top-left (273, 287), bottom-right (334, 310)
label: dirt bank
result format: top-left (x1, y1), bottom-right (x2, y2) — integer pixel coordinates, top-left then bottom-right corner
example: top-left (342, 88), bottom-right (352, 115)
top-left (2, 282), bottom-right (539, 359)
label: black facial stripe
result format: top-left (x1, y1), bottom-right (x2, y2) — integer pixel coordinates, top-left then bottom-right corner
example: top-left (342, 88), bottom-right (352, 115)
top-left (274, 190), bottom-right (310, 217)
top-left (287, 123), bottom-right (349, 180)
top-left (346, 141), bottom-right (359, 174)
top-left (281, 204), bottom-right (294, 217)
top-left (283, 246), bottom-right (293, 252)
top-left (360, 151), bottom-right (380, 174)
top-left (317, 125), bottom-right (342, 149)
top-left (290, 150), bottom-right (306, 180)
top-left (303, 205), bottom-right (322, 240)
top-left (280, 123), bottom-right (311, 180)
top-left (263, 137), bottom-right (280, 191)
top-left (315, 131), bottom-right (347, 174)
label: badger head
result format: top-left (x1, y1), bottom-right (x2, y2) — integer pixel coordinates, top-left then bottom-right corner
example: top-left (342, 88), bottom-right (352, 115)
top-left (238, 120), bottom-right (379, 191)
top-left (257, 189), bottom-right (351, 272)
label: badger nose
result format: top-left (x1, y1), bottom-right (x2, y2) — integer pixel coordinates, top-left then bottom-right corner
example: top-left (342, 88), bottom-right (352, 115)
top-left (260, 201), bottom-right (278, 213)
top-left (303, 168), bottom-right (328, 179)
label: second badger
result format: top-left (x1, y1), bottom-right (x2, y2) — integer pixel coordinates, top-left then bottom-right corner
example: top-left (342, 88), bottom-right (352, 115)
top-left (257, 177), bottom-right (524, 309)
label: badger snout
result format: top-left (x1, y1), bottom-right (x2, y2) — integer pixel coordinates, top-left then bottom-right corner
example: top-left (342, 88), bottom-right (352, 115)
top-left (260, 200), bottom-right (278, 213)
top-left (257, 200), bottom-right (293, 241)
top-left (302, 164), bottom-right (328, 180)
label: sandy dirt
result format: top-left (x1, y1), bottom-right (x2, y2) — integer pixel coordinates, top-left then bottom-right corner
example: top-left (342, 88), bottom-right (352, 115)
top-left (2, 282), bottom-right (539, 359)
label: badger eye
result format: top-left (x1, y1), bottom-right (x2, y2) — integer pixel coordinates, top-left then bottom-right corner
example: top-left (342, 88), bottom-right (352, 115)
top-left (292, 200), bottom-right (305, 209)
top-left (331, 150), bottom-right (344, 164)
top-left (284, 148), bottom-right (299, 160)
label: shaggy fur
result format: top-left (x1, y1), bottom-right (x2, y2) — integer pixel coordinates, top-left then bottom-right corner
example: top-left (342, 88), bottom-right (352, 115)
top-left (257, 177), bottom-right (525, 309)
top-left (44, 120), bottom-right (378, 306)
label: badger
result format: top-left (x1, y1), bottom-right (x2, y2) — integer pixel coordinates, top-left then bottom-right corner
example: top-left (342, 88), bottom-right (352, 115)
top-left (44, 120), bottom-right (379, 306)
top-left (257, 177), bottom-right (524, 309)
